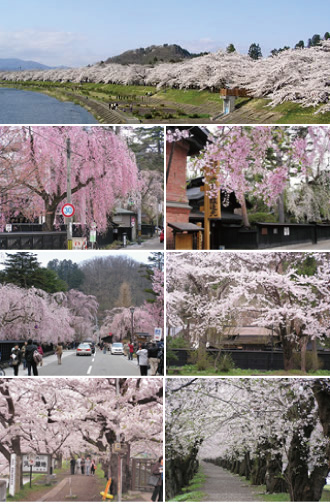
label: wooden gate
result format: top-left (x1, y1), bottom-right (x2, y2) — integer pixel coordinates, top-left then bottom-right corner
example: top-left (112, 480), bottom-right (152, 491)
top-left (131, 458), bottom-right (154, 491)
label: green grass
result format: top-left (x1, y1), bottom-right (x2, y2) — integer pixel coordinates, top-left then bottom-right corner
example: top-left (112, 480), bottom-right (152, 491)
top-left (6, 474), bottom-right (54, 501)
top-left (169, 467), bottom-right (207, 502)
top-left (238, 475), bottom-right (330, 502)
top-left (156, 88), bottom-right (223, 106)
top-left (3, 79), bottom-right (330, 123)
top-left (167, 364), bottom-right (330, 376)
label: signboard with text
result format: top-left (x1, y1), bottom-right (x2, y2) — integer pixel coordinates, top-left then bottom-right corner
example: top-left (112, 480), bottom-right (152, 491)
top-left (154, 328), bottom-right (162, 341)
top-left (22, 454), bottom-right (51, 474)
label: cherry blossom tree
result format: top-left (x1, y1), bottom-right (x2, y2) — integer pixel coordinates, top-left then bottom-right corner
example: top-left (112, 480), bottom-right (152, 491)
top-left (1, 41), bottom-right (330, 111)
top-left (0, 284), bottom-right (98, 343)
top-left (0, 378), bottom-right (163, 488)
top-left (166, 252), bottom-right (330, 371)
top-left (166, 378), bottom-right (330, 502)
top-left (0, 126), bottom-right (138, 231)
top-left (101, 266), bottom-right (164, 341)
top-left (168, 126), bottom-right (330, 226)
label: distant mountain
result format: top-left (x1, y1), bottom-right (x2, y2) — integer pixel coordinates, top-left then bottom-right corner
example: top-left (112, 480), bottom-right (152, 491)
top-left (0, 58), bottom-right (65, 71)
top-left (104, 44), bottom-right (209, 65)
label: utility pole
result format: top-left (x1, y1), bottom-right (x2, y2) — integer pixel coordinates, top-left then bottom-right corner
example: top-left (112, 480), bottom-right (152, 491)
top-left (116, 379), bottom-right (122, 502)
top-left (137, 195), bottom-right (142, 245)
top-left (66, 138), bottom-right (72, 250)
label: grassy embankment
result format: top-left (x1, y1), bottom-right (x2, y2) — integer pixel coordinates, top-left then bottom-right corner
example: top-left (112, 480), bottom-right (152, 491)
top-left (2, 80), bottom-right (330, 122)
top-left (167, 365), bottom-right (330, 376)
top-left (240, 476), bottom-right (330, 502)
top-left (169, 467), bottom-right (207, 502)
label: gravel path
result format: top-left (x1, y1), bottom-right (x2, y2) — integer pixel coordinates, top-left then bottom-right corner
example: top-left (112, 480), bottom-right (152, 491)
top-left (200, 461), bottom-right (262, 502)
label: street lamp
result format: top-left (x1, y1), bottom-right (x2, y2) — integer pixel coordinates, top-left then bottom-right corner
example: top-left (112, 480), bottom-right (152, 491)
top-left (130, 307), bottom-right (135, 344)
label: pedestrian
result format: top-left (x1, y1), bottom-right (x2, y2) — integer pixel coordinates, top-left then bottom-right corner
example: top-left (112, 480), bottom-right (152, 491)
top-left (81, 456), bottom-right (85, 475)
top-left (70, 457), bottom-right (76, 475)
top-left (136, 342), bottom-right (142, 365)
top-left (76, 456), bottom-right (81, 473)
top-left (55, 343), bottom-right (63, 365)
top-left (148, 343), bottom-right (160, 376)
top-left (128, 342), bottom-right (134, 361)
top-left (37, 344), bottom-right (44, 366)
top-left (151, 456), bottom-right (163, 502)
top-left (91, 459), bottom-right (96, 476)
top-left (9, 344), bottom-right (22, 377)
top-left (85, 456), bottom-right (91, 476)
top-left (25, 339), bottom-right (39, 376)
top-left (21, 341), bottom-right (28, 369)
top-left (136, 345), bottom-right (149, 376)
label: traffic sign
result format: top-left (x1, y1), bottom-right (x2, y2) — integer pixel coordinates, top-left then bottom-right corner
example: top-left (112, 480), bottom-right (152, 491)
top-left (61, 203), bottom-right (75, 218)
top-left (131, 217), bottom-right (136, 228)
top-left (154, 328), bottom-right (162, 341)
top-left (90, 230), bottom-right (97, 243)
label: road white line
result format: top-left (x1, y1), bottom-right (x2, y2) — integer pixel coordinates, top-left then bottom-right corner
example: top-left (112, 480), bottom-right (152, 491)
top-left (92, 357), bottom-right (95, 362)
top-left (87, 366), bottom-right (92, 375)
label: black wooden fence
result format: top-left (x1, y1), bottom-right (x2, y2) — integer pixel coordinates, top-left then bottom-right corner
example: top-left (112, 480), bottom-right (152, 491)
top-left (168, 348), bottom-right (330, 370)
top-left (216, 222), bottom-right (330, 249)
top-left (0, 232), bottom-right (67, 250)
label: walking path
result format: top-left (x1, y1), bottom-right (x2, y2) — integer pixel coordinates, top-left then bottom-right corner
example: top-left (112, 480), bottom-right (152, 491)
top-left (38, 473), bottom-right (103, 502)
top-left (200, 461), bottom-right (261, 502)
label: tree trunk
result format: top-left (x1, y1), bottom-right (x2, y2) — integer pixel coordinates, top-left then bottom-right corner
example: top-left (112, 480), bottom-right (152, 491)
top-left (311, 339), bottom-right (318, 370)
top-left (282, 336), bottom-right (294, 371)
top-left (277, 192), bottom-right (285, 224)
top-left (265, 454), bottom-right (286, 494)
top-left (241, 198), bottom-right (250, 227)
top-left (300, 337), bottom-right (308, 373)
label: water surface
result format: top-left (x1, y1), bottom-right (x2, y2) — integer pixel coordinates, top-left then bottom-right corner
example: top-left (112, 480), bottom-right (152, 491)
top-left (0, 87), bottom-right (98, 124)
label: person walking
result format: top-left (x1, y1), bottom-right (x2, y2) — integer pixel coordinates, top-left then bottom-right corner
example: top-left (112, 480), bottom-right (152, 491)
top-left (91, 459), bottom-right (96, 476)
top-left (136, 345), bottom-right (149, 376)
top-left (10, 344), bottom-right (22, 376)
top-left (76, 456), bottom-right (81, 474)
top-left (151, 456), bottom-right (163, 502)
top-left (55, 343), bottom-right (63, 365)
top-left (37, 344), bottom-right (44, 367)
top-left (21, 341), bottom-right (28, 370)
top-left (148, 343), bottom-right (160, 376)
top-left (81, 456), bottom-right (85, 475)
top-left (128, 342), bottom-right (134, 360)
top-left (85, 457), bottom-right (91, 476)
top-left (25, 339), bottom-right (39, 376)
top-left (70, 457), bottom-right (76, 475)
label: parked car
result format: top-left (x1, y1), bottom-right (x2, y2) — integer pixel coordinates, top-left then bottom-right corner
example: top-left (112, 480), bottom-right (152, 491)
top-left (111, 342), bottom-right (124, 355)
top-left (76, 343), bottom-right (92, 356)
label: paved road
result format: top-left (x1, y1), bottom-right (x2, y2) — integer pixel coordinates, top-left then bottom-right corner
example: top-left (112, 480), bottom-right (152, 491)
top-left (200, 461), bottom-right (261, 502)
top-left (126, 236), bottom-right (164, 250)
top-left (7, 350), bottom-right (143, 377)
top-left (266, 239), bottom-right (330, 250)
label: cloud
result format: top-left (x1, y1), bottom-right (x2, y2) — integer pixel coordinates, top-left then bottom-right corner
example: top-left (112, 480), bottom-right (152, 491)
top-left (0, 30), bottom-right (100, 66)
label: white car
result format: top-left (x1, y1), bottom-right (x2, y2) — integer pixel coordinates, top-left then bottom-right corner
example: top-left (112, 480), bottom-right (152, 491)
top-left (111, 343), bottom-right (124, 355)
top-left (76, 343), bottom-right (92, 356)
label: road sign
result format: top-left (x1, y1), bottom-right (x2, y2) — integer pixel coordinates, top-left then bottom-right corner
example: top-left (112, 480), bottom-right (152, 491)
top-left (5, 224), bottom-right (12, 232)
top-left (90, 230), bottom-right (97, 243)
top-left (72, 237), bottom-right (87, 250)
top-left (154, 328), bottom-right (162, 341)
top-left (131, 217), bottom-right (136, 228)
top-left (61, 203), bottom-right (75, 218)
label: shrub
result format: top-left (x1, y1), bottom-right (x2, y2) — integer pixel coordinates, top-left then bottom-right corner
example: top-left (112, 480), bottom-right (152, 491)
top-left (248, 212), bottom-right (277, 225)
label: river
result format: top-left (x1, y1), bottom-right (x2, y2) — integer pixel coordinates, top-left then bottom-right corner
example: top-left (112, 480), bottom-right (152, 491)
top-left (0, 88), bottom-right (98, 124)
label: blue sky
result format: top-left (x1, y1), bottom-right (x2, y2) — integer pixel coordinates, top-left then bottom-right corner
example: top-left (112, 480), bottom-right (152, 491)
top-left (0, 0), bottom-right (329, 66)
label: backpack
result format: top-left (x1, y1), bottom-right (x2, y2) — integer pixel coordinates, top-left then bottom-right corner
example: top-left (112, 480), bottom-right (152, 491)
top-left (33, 350), bottom-right (43, 364)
